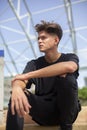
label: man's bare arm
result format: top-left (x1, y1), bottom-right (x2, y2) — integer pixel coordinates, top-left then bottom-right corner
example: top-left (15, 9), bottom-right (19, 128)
top-left (13, 61), bottom-right (78, 81)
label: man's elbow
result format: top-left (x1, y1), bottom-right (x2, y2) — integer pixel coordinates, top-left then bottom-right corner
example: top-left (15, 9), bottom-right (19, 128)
top-left (66, 61), bottom-right (78, 73)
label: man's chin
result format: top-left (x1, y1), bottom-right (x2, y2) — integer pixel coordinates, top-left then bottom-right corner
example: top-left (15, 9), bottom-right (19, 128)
top-left (40, 49), bottom-right (45, 52)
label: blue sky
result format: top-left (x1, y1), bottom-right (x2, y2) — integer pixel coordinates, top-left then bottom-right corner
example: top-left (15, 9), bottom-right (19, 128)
top-left (0, 0), bottom-right (87, 87)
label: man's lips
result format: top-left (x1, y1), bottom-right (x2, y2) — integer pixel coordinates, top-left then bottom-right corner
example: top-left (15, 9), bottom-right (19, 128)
top-left (39, 44), bottom-right (44, 47)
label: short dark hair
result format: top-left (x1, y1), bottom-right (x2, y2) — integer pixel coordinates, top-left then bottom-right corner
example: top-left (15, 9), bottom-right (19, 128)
top-left (35, 20), bottom-right (63, 41)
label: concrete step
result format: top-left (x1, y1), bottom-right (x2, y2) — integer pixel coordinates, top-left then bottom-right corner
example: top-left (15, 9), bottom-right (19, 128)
top-left (0, 124), bottom-right (87, 130)
top-left (0, 106), bottom-right (87, 130)
top-left (23, 124), bottom-right (87, 130)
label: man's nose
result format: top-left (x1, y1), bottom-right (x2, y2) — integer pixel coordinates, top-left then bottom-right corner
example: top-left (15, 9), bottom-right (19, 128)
top-left (38, 38), bottom-right (42, 43)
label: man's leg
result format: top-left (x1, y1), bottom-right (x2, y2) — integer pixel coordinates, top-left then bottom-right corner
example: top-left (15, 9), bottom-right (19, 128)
top-left (56, 75), bottom-right (80, 130)
top-left (6, 100), bottom-right (24, 130)
top-left (6, 91), bottom-right (58, 130)
top-left (26, 91), bottom-right (59, 126)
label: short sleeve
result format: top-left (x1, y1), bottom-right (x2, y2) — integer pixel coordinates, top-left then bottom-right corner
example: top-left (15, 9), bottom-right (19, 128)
top-left (23, 60), bottom-right (36, 74)
top-left (66, 53), bottom-right (79, 78)
top-left (66, 53), bottom-right (79, 67)
top-left (22, 60), bottom-right (37, 89)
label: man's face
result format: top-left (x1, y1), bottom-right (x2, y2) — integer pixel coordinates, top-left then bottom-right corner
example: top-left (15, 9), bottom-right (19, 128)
top-left (38, 31), bottom-right (59, 52)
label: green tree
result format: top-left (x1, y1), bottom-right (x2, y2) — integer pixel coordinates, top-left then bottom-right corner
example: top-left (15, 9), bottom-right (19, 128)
top-left (78, 87), bottom-right (87, 100)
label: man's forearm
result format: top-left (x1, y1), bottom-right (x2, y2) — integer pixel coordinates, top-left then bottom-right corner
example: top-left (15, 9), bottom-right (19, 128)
top-left (23, 61), bottom-right (77, 80)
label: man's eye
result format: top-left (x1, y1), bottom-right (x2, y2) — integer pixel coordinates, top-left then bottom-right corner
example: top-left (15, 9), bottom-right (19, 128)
top-left (41, 36), bottom-right (46, 40)
top-left (38, 36), bottom-right (47, 40)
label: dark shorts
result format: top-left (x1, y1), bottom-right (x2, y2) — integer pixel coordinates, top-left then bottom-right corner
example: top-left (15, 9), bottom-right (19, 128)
top-left (25, 88), bottom-right (81, 126)
top-left (25, 91), bottom-right (59, 125)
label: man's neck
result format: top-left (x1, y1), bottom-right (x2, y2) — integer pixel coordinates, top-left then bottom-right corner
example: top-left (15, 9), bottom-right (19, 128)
top-left (45, 52), bottom-right (61, 63)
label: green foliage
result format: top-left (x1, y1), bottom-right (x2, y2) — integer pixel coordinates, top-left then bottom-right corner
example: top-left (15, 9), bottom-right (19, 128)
top-left (78, 87), bottom-right (87, 100)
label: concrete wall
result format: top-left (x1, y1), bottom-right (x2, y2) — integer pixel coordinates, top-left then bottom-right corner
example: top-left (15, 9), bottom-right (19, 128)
top-left (0, 50), bottom-right (4, 124)
top-left (4, 77), bottom-right (12, 108)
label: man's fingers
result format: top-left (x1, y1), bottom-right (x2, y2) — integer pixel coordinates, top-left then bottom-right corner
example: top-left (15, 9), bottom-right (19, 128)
top-left (15, 99), bottom-right (22, 117)
top-left (18, 98), bottom-right (26, 117)
top-left (11, 99), bottom-right (15, 115)
top-left (11, 87), bottom-right (31, 117)
top-left (22, 96), bottom-right (31, 114)
top-left (11, 75), bottom-right (20, 83)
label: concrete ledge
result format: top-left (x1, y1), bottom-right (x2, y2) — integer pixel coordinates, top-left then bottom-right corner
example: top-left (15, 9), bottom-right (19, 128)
top-left (23, 124), bottom-right (87, 130)
top-left (0, 106), bottom-right (87, 130)
top-left (75, 106), bottom-right (87, 124)
top-left (0, 124), bottom-right (87, 130)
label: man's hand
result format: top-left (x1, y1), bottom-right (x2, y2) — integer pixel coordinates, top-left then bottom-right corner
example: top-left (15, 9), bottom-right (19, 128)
top-left (11, 83), bottom-right (31, 117)
top-left (13, 74), bottom-right (29, 81)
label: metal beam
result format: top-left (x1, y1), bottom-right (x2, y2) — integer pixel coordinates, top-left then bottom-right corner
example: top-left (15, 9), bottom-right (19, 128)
top-left (64, 0), bottom-right (77, 53)
top-left (8, 0), bottom-right (37, 58)
top-left (32, 0), bottom-right (87, 15)
top-left (5, 62), bottom-right (13, 76)
top-left (23, 0), bottom-right (37, 37)
top-left (0, 30), bottom-right (19, 74)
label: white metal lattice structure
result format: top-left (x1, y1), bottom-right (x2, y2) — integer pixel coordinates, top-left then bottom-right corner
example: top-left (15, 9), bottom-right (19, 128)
top-left (0, 0), bottom-right (87, 87)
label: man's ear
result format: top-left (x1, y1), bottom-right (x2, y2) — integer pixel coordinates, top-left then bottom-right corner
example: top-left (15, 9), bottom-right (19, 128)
top-left (55, 36), bottom-right (59, 45)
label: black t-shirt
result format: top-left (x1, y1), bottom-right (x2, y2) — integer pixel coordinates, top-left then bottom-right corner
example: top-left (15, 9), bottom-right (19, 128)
top-left (23, 53), bottom-right (79, 96)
